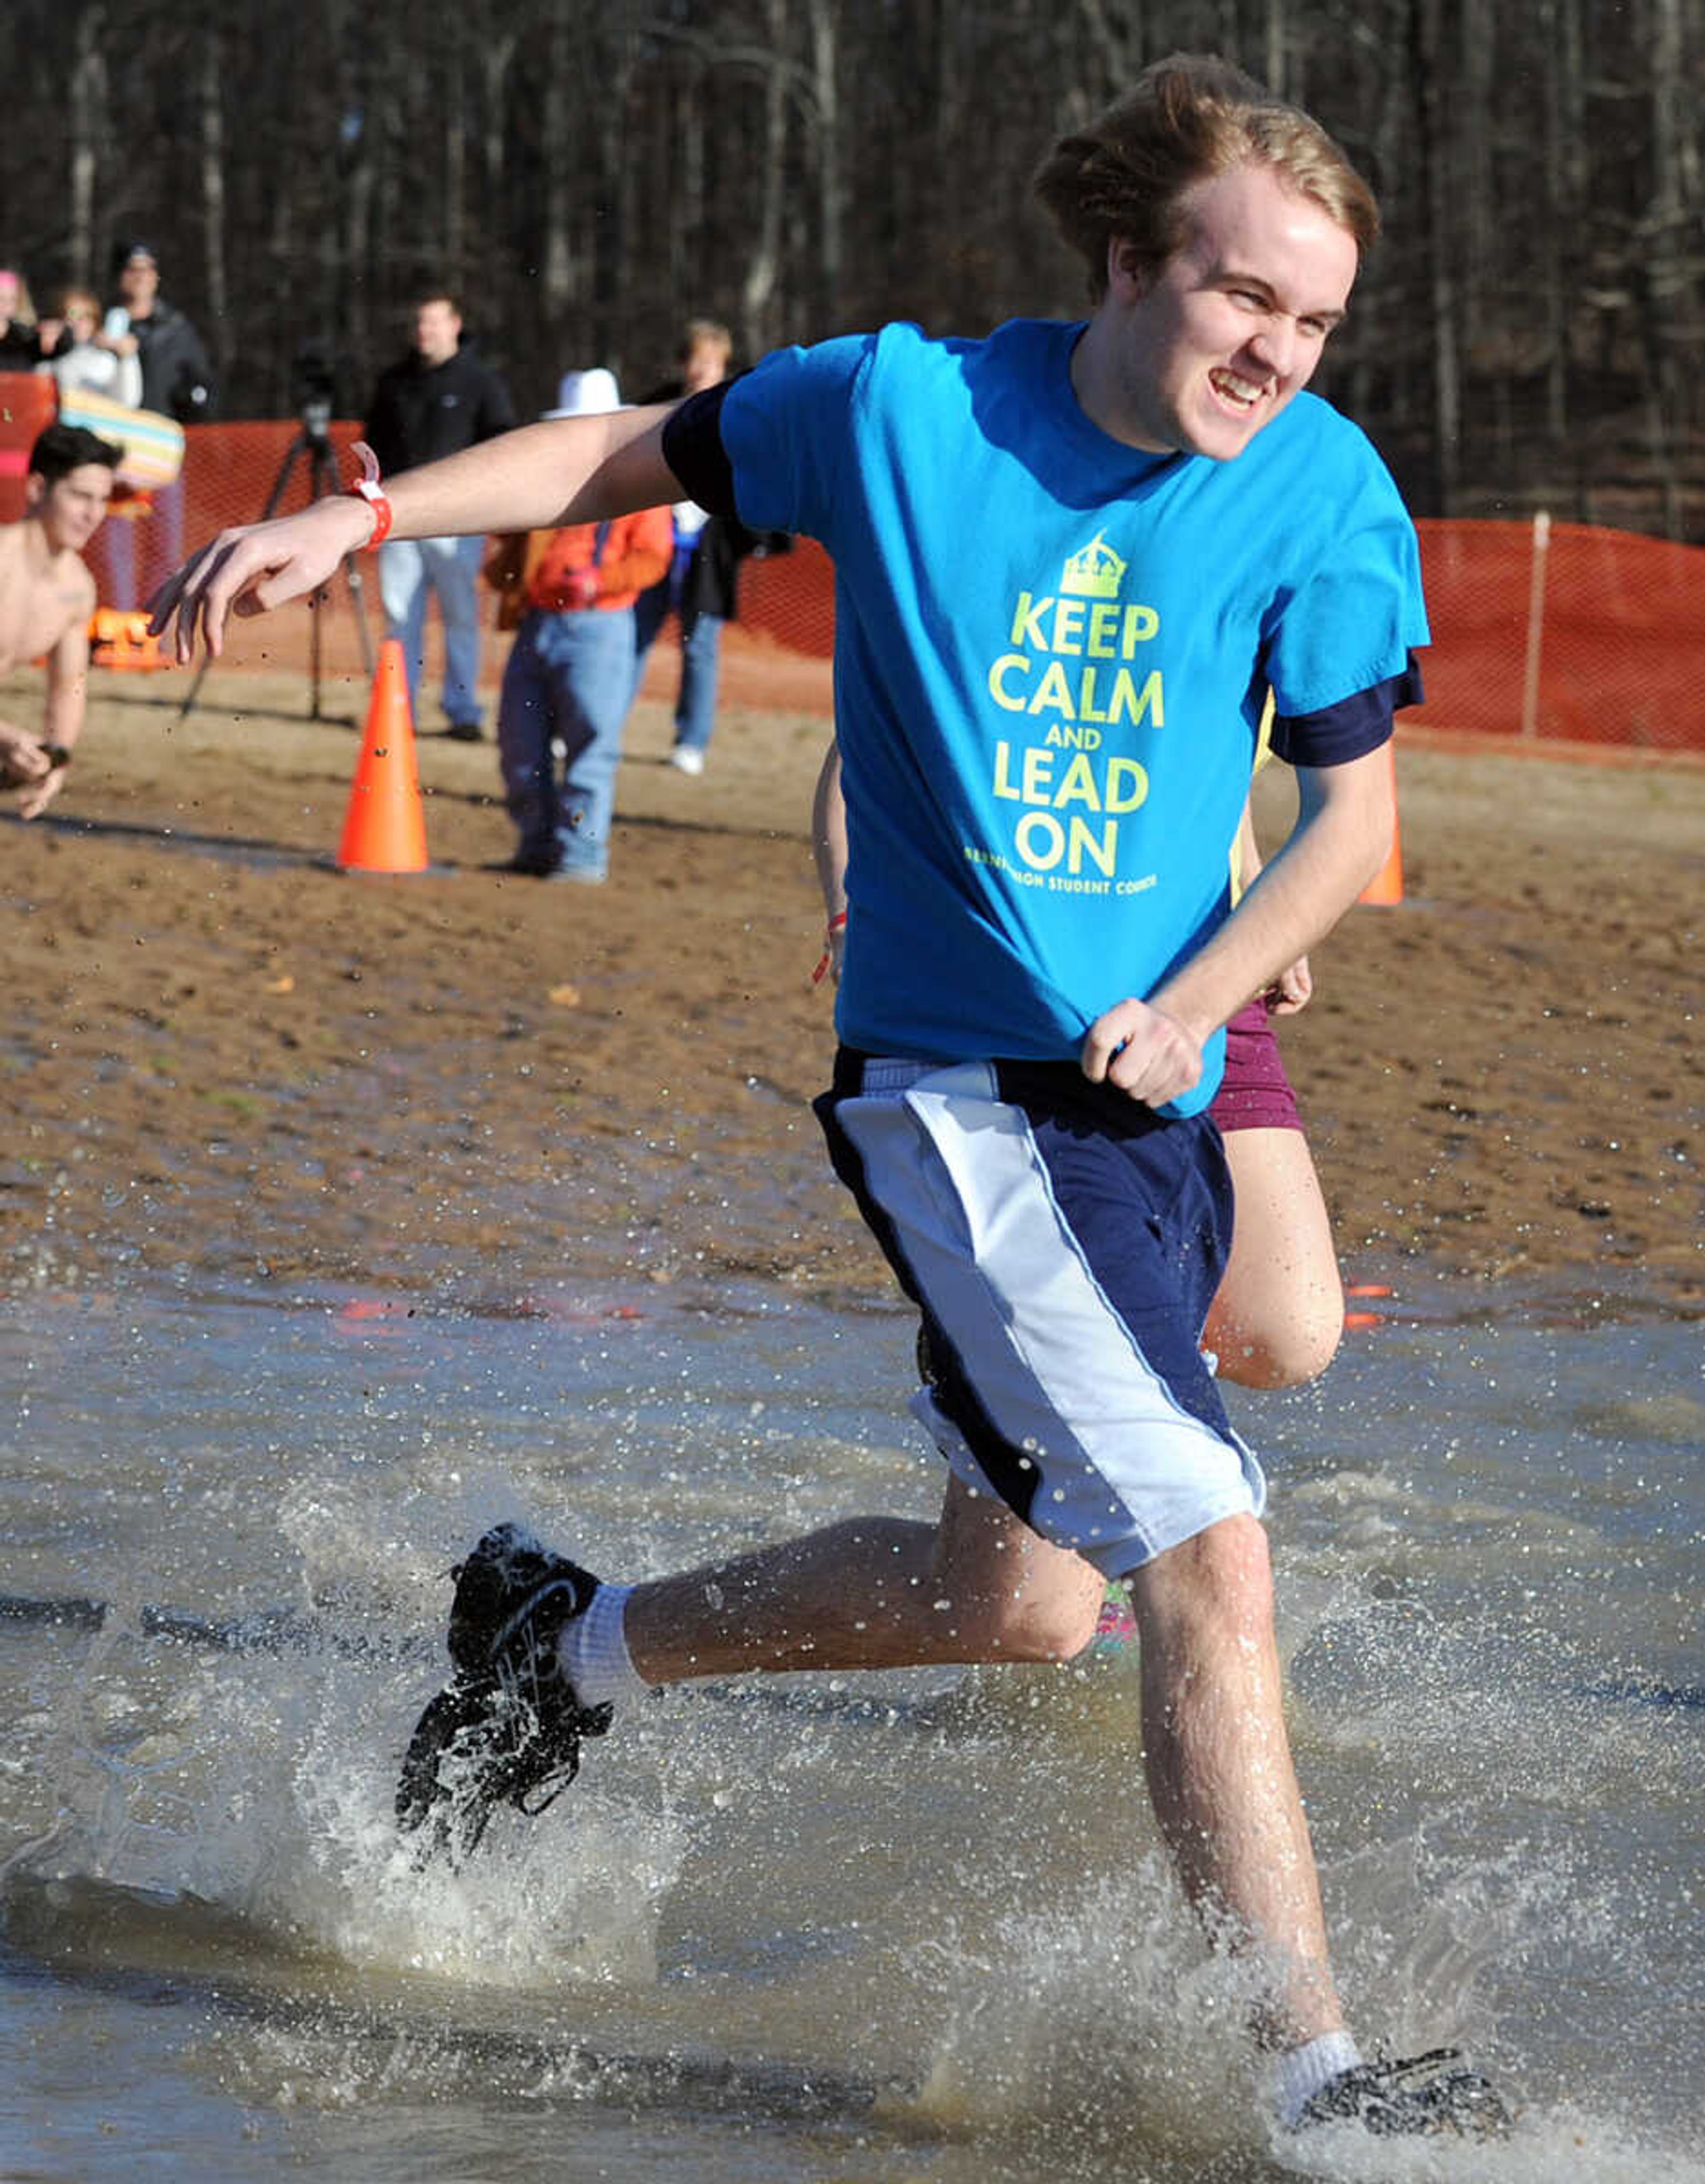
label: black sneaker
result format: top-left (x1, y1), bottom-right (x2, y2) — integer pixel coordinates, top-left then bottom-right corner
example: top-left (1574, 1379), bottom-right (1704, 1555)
top-left (444, 718), bottom-right (485, 743)
top-left (1296, 2048), bottom-right (1512, 2140)
top-left (396, 1523), bottom-right (614, 1864)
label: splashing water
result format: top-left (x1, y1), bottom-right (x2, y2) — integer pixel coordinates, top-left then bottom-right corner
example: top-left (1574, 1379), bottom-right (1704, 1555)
top-left (2, 1273), bottom-right (1702, 2181)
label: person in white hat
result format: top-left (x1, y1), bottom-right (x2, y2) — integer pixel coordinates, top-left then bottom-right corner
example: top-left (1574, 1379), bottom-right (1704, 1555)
top-left (482, 368), bottom-right (672, 880)
top-left (546, 365), bottom-right (620, 420)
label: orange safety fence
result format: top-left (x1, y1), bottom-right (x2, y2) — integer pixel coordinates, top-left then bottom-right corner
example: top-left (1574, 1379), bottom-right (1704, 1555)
top-left (91, 417), bottom-right (379, 677)
top-left (0, 373), bottom-right (57, 503)
top-left (4, 383), bottom-right (1701, 756)
top-left (1410, 517), bottom-right (1705, 754)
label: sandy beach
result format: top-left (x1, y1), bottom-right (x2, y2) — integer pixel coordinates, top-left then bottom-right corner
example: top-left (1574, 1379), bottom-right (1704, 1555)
top-left (4, 658), bottom-right (1701, 1315)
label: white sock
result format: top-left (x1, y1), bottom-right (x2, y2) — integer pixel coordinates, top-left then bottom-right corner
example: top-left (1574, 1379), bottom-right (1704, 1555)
top-left (557, 1581), bottom-right (647, 1707)
top-left (1275, 2031), bottom-right (1362, 2126)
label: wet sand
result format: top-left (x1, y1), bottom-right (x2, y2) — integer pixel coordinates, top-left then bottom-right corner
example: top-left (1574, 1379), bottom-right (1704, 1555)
top-left (4, 660), bottom-right (1701, 1313)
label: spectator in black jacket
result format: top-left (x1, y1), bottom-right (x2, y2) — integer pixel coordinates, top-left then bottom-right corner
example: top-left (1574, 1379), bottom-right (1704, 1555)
top-left (99, 240), bottom-right (216, 606)
top-left (365, 290), bottom-right (515, 739)
top-left (104, 242), bottom-right (215, 422)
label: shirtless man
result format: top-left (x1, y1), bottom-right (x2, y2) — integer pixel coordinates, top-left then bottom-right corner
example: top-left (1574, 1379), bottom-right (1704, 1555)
top-left (0, 423), bottom-right (120, 818)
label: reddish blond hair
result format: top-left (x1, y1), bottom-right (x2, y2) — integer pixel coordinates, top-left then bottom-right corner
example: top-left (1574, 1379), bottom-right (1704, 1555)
top-left (1035, 53), bottom-right (1379, 299)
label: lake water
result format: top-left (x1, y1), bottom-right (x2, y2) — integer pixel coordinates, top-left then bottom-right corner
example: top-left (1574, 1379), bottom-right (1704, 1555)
top-left (2, 1265), bottom-right (1701, 2183)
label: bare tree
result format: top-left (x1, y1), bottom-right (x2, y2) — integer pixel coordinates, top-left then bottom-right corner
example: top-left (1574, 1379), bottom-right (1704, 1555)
top-left (200, 25), bottom-right (229, 381)
top-left (1410, 0), bottom-right (1462, 513)
top-left (67, 8), bottom-right (109, 290)
top-left (0, 0), bottom-right (1696, 540)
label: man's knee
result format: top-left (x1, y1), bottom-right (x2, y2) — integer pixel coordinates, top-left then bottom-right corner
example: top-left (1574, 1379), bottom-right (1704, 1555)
top-left (1207, 1278), bottom-right (1344, 1390)
top-left (1268, 1302), bottom-right (1344, 1387)
top-left (1015, 1577), bottom-right (1108, 1659)
top-left (944, 1580), bottom-right (1104, 1662)
top-left (1131, 1513), bottom-right (1276, 1645)
top-left (1221, 1311), bottom-right (1342, 1390)
top-left (930, 1497), bottom-right (1106, 1660)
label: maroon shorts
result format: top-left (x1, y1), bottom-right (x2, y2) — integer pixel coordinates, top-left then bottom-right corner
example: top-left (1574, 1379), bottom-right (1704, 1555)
top-left (1210, 999), bottom-right (1303, 1135)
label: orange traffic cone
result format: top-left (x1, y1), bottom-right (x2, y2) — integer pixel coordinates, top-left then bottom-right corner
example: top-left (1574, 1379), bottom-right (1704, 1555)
top-left (337, 639), bottom-right (429, 874)
top-left (1359, 739), bottom-right (1404, 906)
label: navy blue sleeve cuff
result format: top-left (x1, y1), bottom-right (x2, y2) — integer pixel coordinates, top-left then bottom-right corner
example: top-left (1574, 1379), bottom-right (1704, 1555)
top-left (1270, 654), bottom-right (1426, 767)
top-left (660, 379), bottom-right (740, 516)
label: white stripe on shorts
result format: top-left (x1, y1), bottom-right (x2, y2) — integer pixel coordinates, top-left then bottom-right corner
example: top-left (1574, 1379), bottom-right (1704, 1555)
top-left (834, 1059), bottom-right (1265, 1574)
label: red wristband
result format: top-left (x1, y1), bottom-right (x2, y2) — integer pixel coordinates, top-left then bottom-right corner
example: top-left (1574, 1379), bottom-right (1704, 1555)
top-left (811, 911), bottom-right (849, 988)
top-left (346, 440), bottom-right (393, 548)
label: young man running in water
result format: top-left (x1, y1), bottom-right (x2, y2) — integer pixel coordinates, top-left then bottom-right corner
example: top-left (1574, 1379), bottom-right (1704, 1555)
top-left (155, 55), bottom-right (1508, 2144)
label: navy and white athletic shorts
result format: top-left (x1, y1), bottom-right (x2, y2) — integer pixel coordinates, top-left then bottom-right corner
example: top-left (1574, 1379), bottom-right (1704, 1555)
top-left (814, 1051), bottom-right (1267, 1578)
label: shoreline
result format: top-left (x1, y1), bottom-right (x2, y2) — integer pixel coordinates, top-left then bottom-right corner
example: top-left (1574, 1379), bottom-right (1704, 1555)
top-left (4, 669), bottom-right (1700, 1319)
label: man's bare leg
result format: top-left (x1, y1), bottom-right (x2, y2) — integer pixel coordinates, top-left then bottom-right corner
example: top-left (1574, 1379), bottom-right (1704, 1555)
top-left (424, 1478), bottom-right (1347, 2082)
top-left (624, 1473), bottom-right (1106, 1683)
top-left (1128, 1512), bottom-right (1344, 2046)
top-left (1207, 1127), bottom-right (1344, 1390)
top-left (623, 1491), bottom-right (1338, 2030)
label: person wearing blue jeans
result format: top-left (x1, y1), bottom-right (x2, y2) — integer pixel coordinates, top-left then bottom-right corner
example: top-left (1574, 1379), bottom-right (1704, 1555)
top-left (631, 512), bottom-right (789, 775)
top-left (379, 532), bottom-right (487, 731)
top-left (488, 368), bottom-right (673, 881)
top-left (632, 321), bottom-right (733, 776)
top-left (498, 600), bottom-right (649, 881)
top-left (631, 527), bottom-right (722, 774)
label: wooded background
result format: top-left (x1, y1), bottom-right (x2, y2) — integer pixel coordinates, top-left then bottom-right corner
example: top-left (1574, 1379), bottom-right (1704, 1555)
top-left (4, 0), bottom-right (1701, 539)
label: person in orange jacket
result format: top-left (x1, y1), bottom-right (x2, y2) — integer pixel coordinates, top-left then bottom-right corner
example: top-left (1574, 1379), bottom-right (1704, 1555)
top-left (485, 368), bottom-right (672, 881)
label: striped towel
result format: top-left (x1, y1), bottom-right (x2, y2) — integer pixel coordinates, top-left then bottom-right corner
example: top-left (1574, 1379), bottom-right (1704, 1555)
top-left (56, 386), bottom-right (185, 488)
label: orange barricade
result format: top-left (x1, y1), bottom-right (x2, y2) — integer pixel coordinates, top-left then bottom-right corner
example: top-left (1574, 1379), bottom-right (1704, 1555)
top-left (724, 519), bottom-right (1705, 758)
top-left (1410, 517), bottom-right (1705, 754)
top-left (0, 373), bottom-right (59, 520)
top-left (0, 391), bottom-right (371, 654)
top-left (127, 419), bottom-right (373, 671)
top-left (741, 538), bottom-right (835, 659)
top-left (6, 387), bottom-right (1701, 758)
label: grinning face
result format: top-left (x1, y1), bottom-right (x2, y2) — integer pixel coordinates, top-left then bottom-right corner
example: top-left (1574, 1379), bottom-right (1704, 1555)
top-left (32, 463), bottom-right (116, 553)
top-left (1085, 161), bottom-right (1358, 461)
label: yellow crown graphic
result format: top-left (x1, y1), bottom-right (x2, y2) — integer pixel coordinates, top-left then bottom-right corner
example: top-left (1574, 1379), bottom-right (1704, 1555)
top-left (1060, 530), bottom-right (1126, 600)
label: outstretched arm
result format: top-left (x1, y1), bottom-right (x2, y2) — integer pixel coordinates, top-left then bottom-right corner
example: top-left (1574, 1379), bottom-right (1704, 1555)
top-left (1081, 743), bottom-right (1393, 1107)
top-left (11, 581), bottom-right (95, 819)
top-left (151, 404), bottom-right (685, 663)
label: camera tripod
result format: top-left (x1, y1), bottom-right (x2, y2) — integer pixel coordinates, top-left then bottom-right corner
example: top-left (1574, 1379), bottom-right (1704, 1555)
top-left (178, 405), bottom-right (376, 723)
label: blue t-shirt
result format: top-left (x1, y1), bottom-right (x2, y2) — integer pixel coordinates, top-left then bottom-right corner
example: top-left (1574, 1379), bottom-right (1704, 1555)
top-left (719, 318), bottom-right (1428, 1114)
